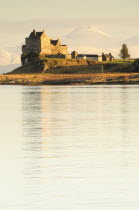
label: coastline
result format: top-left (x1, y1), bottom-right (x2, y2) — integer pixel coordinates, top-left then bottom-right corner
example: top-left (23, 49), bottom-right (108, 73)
top-left (1, 73), bottom-right (139, 86)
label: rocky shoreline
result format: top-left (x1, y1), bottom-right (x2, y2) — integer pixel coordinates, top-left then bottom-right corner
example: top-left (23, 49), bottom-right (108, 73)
top-left (1, 73), bottom-right (139, 86)
top-left (1, 58), bottom-right (139, 86)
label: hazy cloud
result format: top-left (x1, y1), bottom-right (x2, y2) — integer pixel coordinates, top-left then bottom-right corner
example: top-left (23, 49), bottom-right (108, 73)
top-left (0, 49), bottom-right (20, 66)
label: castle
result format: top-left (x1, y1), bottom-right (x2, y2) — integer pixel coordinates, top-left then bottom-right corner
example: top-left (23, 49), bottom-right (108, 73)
top-left (21, 29), bottom-right (114, 65)
top-left (21, 30), bottom-right (68, 65)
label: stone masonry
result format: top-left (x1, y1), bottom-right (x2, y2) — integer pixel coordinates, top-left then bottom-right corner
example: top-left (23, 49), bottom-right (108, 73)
top-left (21, 30), bottom-right (68, 65)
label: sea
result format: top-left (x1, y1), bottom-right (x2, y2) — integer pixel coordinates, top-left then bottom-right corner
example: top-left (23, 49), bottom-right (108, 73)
top-left (0, 85), bottom-right (139, 210)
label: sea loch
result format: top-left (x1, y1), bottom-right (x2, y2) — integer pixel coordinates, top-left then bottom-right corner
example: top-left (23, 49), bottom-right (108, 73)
top-left (0, 85), bottom-right (139, 210)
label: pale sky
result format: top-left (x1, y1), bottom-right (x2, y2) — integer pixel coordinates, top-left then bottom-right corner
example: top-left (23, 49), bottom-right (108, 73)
top-left (1, 0), bottom-right (139, 20)
top-left (1, 0), bottom-right (139, 70)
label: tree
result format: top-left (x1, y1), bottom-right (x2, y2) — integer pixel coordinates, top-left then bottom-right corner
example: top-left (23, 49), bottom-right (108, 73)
top-left (119, 44), bottom-right (130, 61)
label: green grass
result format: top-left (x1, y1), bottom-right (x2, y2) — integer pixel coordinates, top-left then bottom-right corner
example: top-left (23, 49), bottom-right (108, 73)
top-left (44, 62), bottom-right (134, 74)
top-left (112, 59), bottom-right (135, 63)
top-left (40, 57), bottom-right (135, 64)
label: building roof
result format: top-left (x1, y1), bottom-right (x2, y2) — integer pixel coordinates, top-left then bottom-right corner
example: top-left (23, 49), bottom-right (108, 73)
top-left (36, 32), bottom-right (44, 38)
top-left (77, 54), bottom-right (86, 57)
top-left (103, 54), bottom-right (111, 58)
top-left (29, 31), bottom-right (44, 39)
top-left (78, 54), bottom-right (100, 57)
top-left (71, 50), bottom-right (78, 53)
top-left (51, 39), bottom-right (58, 46)
top-left (103, 53), bottom-right (114, 58)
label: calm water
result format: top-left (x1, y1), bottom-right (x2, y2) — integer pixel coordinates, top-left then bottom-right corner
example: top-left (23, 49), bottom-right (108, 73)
top-left (0, 85), bottom-right (139, 210)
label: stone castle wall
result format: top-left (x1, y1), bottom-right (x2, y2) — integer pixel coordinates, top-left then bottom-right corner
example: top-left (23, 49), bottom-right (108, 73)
top-left (21, 30), bottom-right (69, 65)
top-left (22, 30), bottom-right (68, 55)
top-left (40, 33), bottom-right (51, 55)
top-left (25, 38), bottom-right (41, 54)
top-left (51, 44), bottom-right (68, 55)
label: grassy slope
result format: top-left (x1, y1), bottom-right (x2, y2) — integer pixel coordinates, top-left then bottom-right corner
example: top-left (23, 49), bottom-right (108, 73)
top-left (8, 59), bottom-right (134, 75)
top-left (2, 58), bottom-right (137, 85)
top-left (45, 62), bottom-right (134, 74)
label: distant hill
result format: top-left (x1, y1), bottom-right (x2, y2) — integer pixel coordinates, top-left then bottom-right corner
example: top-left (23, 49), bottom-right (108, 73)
top-left (0, 64), bottom-right (20, 74)
top-left (62, 25), bottom-right (119, 49)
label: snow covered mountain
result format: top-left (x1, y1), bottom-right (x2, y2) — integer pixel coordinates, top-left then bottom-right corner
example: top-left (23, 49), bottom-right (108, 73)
top-left (62, 25), bottom-right (119, 49)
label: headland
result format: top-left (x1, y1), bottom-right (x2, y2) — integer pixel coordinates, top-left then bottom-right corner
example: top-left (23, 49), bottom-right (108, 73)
top-left (1, 58), bottom-right (139, 85)
top-left (1, 29), bottom-right (139, 86)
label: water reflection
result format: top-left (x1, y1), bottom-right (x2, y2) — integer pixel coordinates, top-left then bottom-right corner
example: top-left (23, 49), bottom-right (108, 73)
top-left (22, 87), bottom-right (43, 207)
top-left (10, 85), bottom-right (139, 209)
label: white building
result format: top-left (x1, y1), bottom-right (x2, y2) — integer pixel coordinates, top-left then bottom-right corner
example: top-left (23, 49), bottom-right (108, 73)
top-left (76, 54), bottom-right (87, 60)
top-left (77, 54), bottom-right (102, 61)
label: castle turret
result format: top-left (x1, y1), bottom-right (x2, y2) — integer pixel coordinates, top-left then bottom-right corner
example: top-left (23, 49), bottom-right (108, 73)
top-left (33, 29), bottom-right (36, 36)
